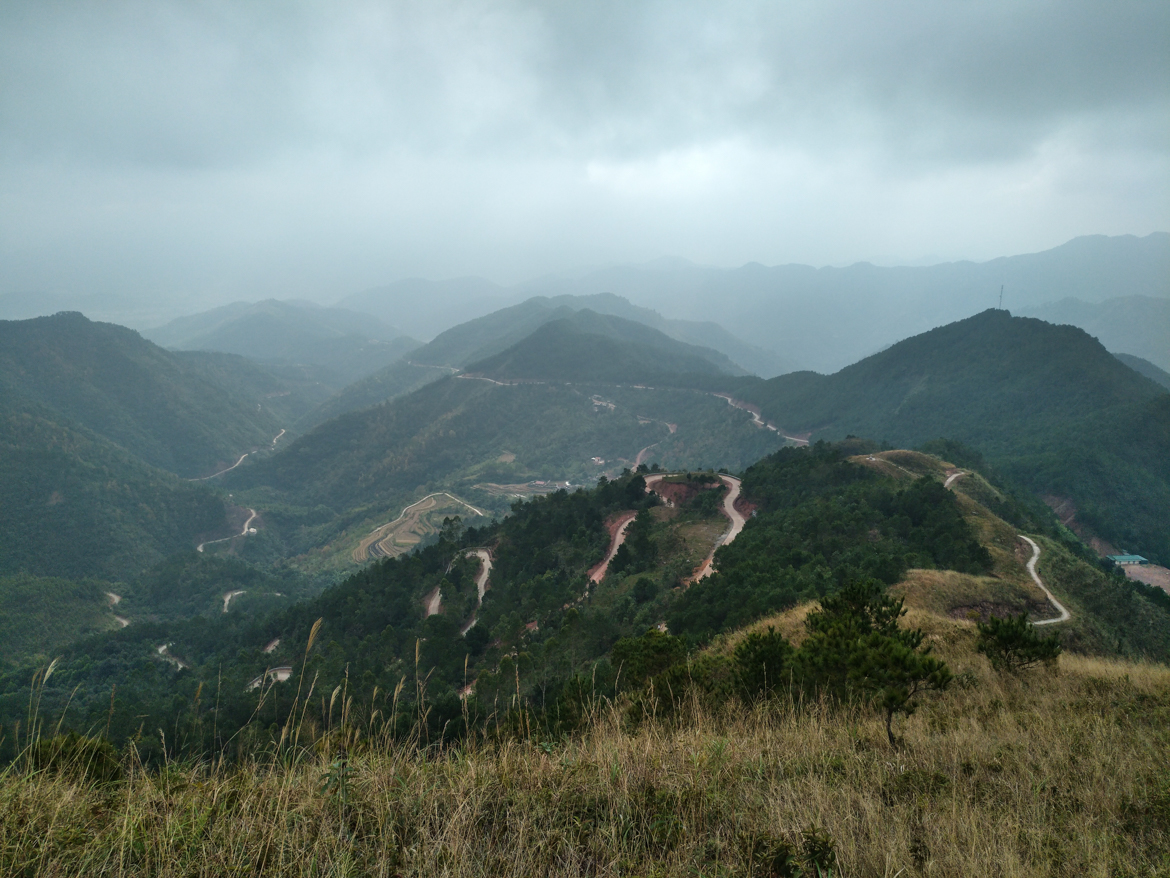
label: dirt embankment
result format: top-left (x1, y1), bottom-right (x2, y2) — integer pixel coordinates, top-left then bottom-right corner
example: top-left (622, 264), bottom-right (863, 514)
top-left (1041, 495), bottom-right (1119, 556)
top-left (648, 479), bottom-right (720, 507)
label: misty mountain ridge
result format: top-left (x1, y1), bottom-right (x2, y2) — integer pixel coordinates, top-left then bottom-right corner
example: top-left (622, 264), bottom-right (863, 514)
top-left (144, 299), bottom-right (422, 386)
top-left (1020, 295), bottom-right (1170, 372)
top-left (520, 233), bottom-right (1169, 374)
top-left (463, 309), bottom-right (745, 383)
top-left (302, 294), bottom-right (778, 427)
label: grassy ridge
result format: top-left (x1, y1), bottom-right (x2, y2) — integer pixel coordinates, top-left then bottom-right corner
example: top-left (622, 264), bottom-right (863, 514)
top-left (4, 647), bottom-right (1167, 875)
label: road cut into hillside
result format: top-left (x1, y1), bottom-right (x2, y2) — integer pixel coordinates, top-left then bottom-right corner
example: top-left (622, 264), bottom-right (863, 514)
top-left (713, 394), bottom-right (810, 446)
top-left (588, 512), bottom-right (639, 584)
top-left (688, 475), bottom-right (745, 582)
top-left (1020, 535), bottom-right (1071, 625)
top-left (460, 549), bottom-right (493, 635)
top-left (197, 508), bottom-right (259, 552)
top-left (189, 429), bottom-right (286, 481)
top-left (944, 471), bottom-right (967, 488)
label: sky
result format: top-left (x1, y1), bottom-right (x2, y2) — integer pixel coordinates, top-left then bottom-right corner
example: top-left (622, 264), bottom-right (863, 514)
top-left (1, 0), bottom-right (1167, 314)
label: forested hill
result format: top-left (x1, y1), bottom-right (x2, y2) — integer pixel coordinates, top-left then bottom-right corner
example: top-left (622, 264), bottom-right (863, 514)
top-left (304, 298), bottom-right (759, 428)
top-left (0, 313), bottom-right (282, 477)
top-left (733, 310), bottom-right (1170, 563)
top-left (0, 400), bottom-right (225, 580)
top-left (465, 309), bottom-right (745, 382)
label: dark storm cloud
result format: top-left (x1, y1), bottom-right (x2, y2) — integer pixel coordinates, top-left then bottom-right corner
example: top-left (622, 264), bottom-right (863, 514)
top-left (0, 1), bottom-right (1166, 312)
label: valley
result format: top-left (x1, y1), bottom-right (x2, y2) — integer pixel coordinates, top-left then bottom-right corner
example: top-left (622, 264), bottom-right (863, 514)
top-left (1, 268), bottom-right (1168, 877)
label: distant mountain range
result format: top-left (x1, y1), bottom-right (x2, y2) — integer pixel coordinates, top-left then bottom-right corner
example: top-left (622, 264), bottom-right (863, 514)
top-left (144, 299), bottom-right (422, 386)
top-left (337, 232), bottom-right (1169, 376)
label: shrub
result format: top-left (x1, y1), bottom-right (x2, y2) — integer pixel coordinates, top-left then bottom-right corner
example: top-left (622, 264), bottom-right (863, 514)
top-left (976, 613), bottom-right (1062, 673)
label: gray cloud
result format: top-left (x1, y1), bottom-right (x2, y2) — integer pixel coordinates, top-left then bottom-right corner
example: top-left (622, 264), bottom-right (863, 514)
top-left (1, 0), bottom-right (1166, 314)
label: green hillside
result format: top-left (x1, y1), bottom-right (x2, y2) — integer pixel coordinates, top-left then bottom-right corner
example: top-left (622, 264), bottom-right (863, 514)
top-left (1023, 295), bottom-right (1170, 371)
top-left (0, 402), bottom-right (226, 580)
top-left (0, 574), bottom-right (119, 666)
top-left (228, 375), bottom-right (783, 559)
top-left (300, 297), bottom-right (763, 428)
top-left (7, 440), bottom-right (1168, 767)
top-left (0, 313), bottom-right (282, 477)
top-left (731, 310), bottom-right (1170, 562)
top-left (465, 310), bottom-right (744, 382)
top-left (296, 359), bottom-right (452, 430)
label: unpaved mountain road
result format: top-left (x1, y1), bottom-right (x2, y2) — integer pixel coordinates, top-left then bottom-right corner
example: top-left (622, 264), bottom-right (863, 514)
top-left (944, 471), bottom-right (967, 488)
top-left (107, 592), bottom-right (130, 628)
top-left (641, 473), bottom-right (745, 583)
top-left (223, 590), bottom-right (246, 613)
top-left (197, 508), bottom-right (258, 553)
top-left (460, 549), bottom-right (493, 635)
top-left (588, 512), bottom-right (638, 584)
top-left (189, 429), bottom-right (286, 481)
top-left (1019, 535), bottom-right (1070, 625)
top-left (713, 394), bottom-right (809, 446)
top-left (687, 475), bottom-right (745, 582)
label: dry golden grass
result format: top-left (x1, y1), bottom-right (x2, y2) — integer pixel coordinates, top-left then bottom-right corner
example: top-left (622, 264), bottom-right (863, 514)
top-left (4, 639), bottom-right (1168, 877)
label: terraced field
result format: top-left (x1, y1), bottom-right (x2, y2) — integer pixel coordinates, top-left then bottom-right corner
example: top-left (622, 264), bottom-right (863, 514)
top-left (352, 493), bottom-right (486, 563)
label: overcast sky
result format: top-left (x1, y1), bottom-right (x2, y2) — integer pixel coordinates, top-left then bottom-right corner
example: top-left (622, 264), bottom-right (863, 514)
top-left (2, 0), bottom-right (1167, 312)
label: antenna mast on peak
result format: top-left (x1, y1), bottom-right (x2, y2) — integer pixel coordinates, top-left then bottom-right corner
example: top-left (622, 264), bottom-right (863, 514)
top-left (999, 285), bottom-right (1004, 310)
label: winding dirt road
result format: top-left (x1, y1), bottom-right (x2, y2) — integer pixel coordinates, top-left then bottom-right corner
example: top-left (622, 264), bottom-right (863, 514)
top-left (223, 590), bottom-right (246, 613)
top-left (189, 429), bottom-right (286, 481)
top-left (460, 549), bottom-right (493, 635)
top-left (588, 512), bottom-right (638, 584)
top-left (197, 508), bottom-right (258, 553)
top-left (1019, 535), bottom-right (1070, 625)
top-left (107, 592), bottom-right (130, 628)
top-left (688, 475), bottom-right (745, 582)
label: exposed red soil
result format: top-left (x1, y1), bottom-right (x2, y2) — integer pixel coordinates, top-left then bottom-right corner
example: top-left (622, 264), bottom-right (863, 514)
top-left (648, 480), bottom-right (721, 507)
top-left (1041, 494), bottom-right (1119, 556)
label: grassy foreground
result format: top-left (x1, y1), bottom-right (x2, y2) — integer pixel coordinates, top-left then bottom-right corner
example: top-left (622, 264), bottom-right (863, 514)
top-left (2, 648), bottom-right (1168, 877)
